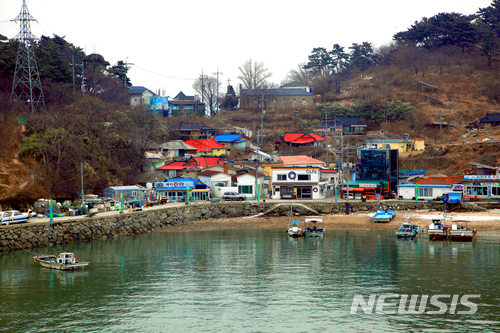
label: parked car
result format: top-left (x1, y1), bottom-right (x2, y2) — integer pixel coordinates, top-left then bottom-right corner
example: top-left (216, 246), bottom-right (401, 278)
top-left (222, 192), bottom-right (246, 201)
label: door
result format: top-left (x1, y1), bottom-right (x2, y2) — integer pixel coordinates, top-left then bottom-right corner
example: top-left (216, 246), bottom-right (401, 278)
top-left (296, 187), bottom-right (312, 199)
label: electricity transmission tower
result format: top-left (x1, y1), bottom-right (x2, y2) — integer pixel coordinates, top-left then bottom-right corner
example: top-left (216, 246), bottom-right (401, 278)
top-left (11, 0), bottom-right (45, 112)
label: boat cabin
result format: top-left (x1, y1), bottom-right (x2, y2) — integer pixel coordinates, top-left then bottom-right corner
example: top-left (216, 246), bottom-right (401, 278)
top-left (57, 252), bottom-right (77, 265)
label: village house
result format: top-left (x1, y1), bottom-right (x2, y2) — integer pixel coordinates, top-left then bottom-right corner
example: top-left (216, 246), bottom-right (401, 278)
top-left (364, 138), bottom-right (425, 152)
top-left (467, 113), bottom-right (500, 129)
top-left (169, 122), bottom-right (217, 138)
top-left (127, 86), bottom-right (155, 106)
top-left (156, 156), bottom-right (224, 178)
top-left (396, 174), bottom-right (464, 200)
top-left (154, 178), bottom-right (210, 202)
top-left (313, 117), bottom-right (368, 135)
top-left (278, 132), bottom-right (326, 148)
top-left (270, 166), bottom-right (328, 200)
top-left (462, 162), bottom-right (500, 199)
top-left (214, 134), bottom-right (251, 151)
top-left (184, 138), bottom-right (228, 156)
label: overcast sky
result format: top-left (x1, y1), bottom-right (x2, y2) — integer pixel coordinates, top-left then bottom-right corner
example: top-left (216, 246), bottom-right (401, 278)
top-left (1, 0), bottom-right (494, 97)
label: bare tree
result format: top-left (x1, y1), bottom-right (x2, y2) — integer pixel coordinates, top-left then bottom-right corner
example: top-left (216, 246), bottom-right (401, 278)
top-left (237, 59), bottom-right (272, 89)
top-left (281, 63), bottom-right (312, 86)
top-left (192, 76), bottom-right (221, 118)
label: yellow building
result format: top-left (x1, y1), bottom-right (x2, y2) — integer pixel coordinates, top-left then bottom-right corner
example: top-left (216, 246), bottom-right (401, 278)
top-left (365, 138), bottom-right (425, 153)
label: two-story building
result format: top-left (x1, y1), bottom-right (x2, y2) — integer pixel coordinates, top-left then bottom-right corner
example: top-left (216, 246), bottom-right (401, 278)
top-left (271, 166), bottom-right (328, 200)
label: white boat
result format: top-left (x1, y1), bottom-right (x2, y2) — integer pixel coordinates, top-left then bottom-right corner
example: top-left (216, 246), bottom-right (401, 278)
top-left (427, 219), bottom-right (449, 240)
top-left (33, 252), bottom-right (90, 271)
top-left (1, 210), bottom-right (36, 225)
top-left (287, 221), bottom-right (304, 237)
top-left (449, 223), bottom-right (476, 242)
top-left (303, 216), bottom-right (324, 237)
top-left (396, 221), bottom-right (419, 239)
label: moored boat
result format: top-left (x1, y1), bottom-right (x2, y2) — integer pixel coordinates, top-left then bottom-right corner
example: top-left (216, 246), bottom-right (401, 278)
top-left (287, 221), bottom-right (304, 237)
top-left (427, 219), bottom-right (449, 240)
top-left (303, 216), bottom-right (324, 237)
top-left (396, 221), bottom-right (419, 239)
top-left (449, 223), bottom-right (476, 242)
top-left (1, 210), bottom-right (36, 225)
top-left (371, 210), bottom-right (396, 223)
top-left (33, 252), bottom-right (90, 270)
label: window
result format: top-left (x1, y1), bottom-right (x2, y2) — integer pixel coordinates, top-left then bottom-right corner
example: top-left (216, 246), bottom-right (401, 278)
top-left (302, 99), bottom-right (306, 105)
top-left (298, 174), bottom-right (311, 181)
top-left (418, 188), bottom-right (433, 197)
top-left (293, 99), bottom-right (296, 104)
top-left (273, 99), bottom-right (276, 104)
top-left (239, 185), bottom-right (253, 194)
top-left (254, 99), bottom-right (257, 104)
top-left (277, 174), bottom-right (287, 181)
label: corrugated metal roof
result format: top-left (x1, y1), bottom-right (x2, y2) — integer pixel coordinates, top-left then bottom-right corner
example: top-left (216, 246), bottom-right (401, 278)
top-left (278, 155), bottom-right (325, 166)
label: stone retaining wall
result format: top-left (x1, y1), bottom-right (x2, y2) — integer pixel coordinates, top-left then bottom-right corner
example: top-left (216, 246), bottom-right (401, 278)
top-left (0, 201), bottom-right (496, 252)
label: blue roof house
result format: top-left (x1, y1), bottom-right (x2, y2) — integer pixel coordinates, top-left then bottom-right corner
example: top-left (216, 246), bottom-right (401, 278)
top-left (214, 134), bottom-right (251, 150)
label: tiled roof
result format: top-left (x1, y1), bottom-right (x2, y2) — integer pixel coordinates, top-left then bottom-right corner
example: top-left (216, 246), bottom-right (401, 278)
top-left (278, 155), bottom-right (325, 166)
top-left (416, 175), bottom-right (464, 185)
top-left (157, 161), bottom-right (190, 170)
top-left (480, 113), bottom-right (500, 123)
top-left (127, 86), bottom-right (154, 95)
top-left (283, 132), bottom-right (325, 144)
top-left (184, 138), bottom-right (227, 152)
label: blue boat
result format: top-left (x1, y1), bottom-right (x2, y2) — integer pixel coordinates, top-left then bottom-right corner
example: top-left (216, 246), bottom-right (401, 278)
top-left (371, 210), bottom-right (396, 223)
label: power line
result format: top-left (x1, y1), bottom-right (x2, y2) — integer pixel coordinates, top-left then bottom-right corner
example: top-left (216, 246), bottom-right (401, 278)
top-left (133, 64), bottom-right (196, 81)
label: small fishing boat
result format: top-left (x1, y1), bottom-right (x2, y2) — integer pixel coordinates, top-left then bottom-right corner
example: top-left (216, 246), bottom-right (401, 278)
top-left (33, 252), bottom-right (90, 270)
top-left (303, 216), bottom-right (324, 237)
top-left (396, 221), bottom-right (419, 239)
top-left (449, 222), bottom-right (476, 242)
top-left (287, 221), bottom-right (304, 237)
top-left (371, 210), bottom-right (396, 223)
top-left (427, 219), bottom-right (448, 240)
top-left (1, 210), bottom-right (36, 225)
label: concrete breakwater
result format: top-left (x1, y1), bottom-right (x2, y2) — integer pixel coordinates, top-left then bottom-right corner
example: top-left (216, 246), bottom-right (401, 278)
top-left (0, 201), bottom-right (494, 252)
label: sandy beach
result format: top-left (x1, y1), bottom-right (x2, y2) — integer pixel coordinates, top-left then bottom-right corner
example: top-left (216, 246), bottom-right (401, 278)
top-left (161, 208), bottom-right (500, 233)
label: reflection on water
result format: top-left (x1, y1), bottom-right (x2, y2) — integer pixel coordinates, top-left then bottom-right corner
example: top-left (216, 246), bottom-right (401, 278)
top-left (0, 229), bottom-right (500, 332)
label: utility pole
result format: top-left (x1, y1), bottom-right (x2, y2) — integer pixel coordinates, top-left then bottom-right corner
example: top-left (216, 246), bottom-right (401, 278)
top-left (213, 68), bottom-right (222, 116)
top-left (261, 93), bottom-right (265, 147)
top-left (11, 0), bottom-right (45, 112)
top-left (439, 109), bottom-right (443, 144)
top-left (346, 136), bottom-right (350, 215)
top-left (325, 112), bottom-right (328, 166)
top-left (125, 57), bottom-right (134, 89)
top-left (81, 163), bottom-right (85, 206)
top-left (255, 130), bottom-right (260, 203)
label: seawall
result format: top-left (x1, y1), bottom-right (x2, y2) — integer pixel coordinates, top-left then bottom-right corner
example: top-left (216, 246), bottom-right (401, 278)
top-left (0, 201), bottom-right (495, 252)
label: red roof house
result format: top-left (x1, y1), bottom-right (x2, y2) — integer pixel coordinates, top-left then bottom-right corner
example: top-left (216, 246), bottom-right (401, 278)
top-left (184, 138), bottom-right (228, 156)
top-left (280, 132), bottom-right (325, 147)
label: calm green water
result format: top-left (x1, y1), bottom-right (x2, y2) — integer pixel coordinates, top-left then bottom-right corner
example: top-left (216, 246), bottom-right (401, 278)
top-left (1, 228), bottom-right (500, 332)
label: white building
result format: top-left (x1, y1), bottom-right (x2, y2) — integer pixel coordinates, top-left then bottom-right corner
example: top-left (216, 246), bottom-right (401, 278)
top-left (271, 166), bottom-right (328, 200)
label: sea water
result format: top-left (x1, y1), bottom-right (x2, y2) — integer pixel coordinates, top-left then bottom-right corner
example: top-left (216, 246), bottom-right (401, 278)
top-left (1, 229), bottom-right (499, 332)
